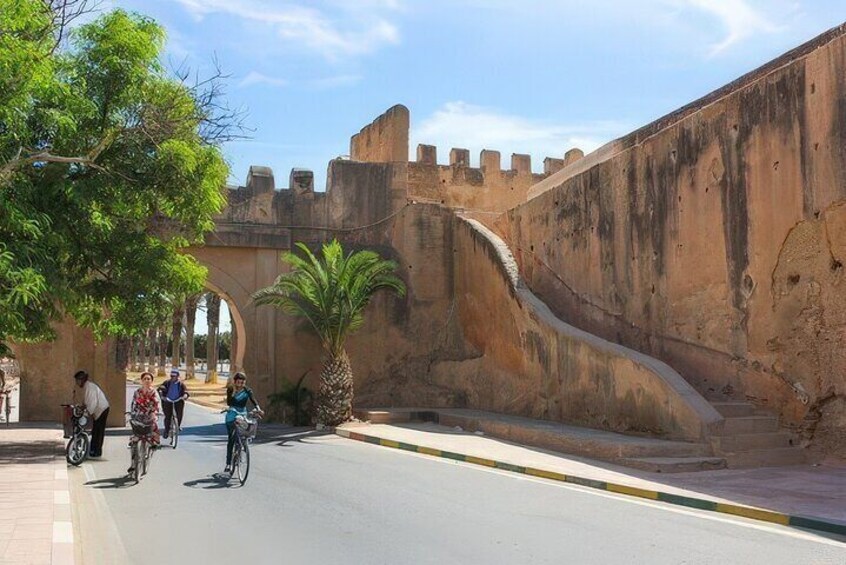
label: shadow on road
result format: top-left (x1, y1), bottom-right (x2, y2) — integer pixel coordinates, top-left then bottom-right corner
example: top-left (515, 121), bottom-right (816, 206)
top-left (85, 475), bottom-right (136, 489)
top-left (253, 426), bottom-right (331, 447)
top-left (184, 473), bottom-right (239, 490)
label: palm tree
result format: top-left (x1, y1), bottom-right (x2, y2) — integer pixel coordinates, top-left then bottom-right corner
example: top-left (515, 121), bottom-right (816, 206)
top-left (252, 240), bottom-right (405, 426)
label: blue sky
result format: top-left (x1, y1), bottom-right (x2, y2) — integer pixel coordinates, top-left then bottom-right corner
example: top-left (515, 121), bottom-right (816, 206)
top-left (104, 0), bottom-right (844, 190)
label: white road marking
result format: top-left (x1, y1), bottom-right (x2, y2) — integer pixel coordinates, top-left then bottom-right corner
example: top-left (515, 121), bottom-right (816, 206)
top-left (52, 521), bottom-right (73, 543)
top-left (54, 490), bottom-right (70, 504)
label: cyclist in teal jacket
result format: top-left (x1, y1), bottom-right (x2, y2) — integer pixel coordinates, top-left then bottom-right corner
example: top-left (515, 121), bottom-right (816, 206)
top-left (224, 372), bottom-right (263, 474)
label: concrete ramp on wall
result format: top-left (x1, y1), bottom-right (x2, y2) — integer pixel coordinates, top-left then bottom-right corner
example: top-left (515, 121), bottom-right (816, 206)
top-left (455, 216), bottom-right (723, 443)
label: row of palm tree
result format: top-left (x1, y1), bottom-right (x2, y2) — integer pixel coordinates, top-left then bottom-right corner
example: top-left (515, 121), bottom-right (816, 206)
top-left (127, 292), bottom-right (233, 383)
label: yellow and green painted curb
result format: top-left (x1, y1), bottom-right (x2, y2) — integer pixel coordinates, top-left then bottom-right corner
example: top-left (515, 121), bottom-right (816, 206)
top-left (335, 428), bottom-right (846, 538)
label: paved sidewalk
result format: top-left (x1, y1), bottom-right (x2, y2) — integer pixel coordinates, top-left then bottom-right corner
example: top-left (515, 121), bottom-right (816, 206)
top-left (0, 426), bottom-right (74, 565)
top-left (338, 420), bottom-right (846, 536)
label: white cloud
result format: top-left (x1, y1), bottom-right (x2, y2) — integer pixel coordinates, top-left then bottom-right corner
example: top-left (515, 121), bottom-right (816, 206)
top-left (413, 102), bottom-right (630, 169)
top-left (170, 0), bottom-right (400, 60)
top-left (238, 71), bottom-right (288, 88)
top-left (238, 72), bottom-right (361, 90)
top-left (309, 74), bottom-right (362, 89)
top-left (668, 0), bottom-right (784, 55)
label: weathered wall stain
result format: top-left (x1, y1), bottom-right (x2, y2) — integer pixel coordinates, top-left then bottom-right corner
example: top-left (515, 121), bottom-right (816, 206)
top-left (506, 22), bottom-right (846, 455)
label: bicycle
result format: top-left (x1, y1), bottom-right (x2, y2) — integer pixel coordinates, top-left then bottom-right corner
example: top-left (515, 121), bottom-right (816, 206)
top-left (62, 404), bottom-right (91, 466)
top-left (2, 387), bottom-right (12, 426)
top-left (127, 412), bottom-right (157, 484)
top-left (162, 397), bottom-right (185, 449)
top-left (224, 408), bottom-right (262, 486)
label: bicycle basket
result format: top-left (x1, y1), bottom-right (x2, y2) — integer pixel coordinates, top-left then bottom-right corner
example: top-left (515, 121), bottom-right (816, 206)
top-left (130, 415), bottom-right (154, 436)
top-left (234, 415), bottom-right (257, 438)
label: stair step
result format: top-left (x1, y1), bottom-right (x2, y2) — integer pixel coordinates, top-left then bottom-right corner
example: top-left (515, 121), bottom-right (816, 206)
top-left (721, 415), bottom-right (779, 434)
top-left (711, 402), bottom-right (755, 418)
top-left (621, 456), bottom-right (727, 473)
top-left (725, 447), bottom-right (806, 469)
top-left (711, 431), bottom-right (794, 452)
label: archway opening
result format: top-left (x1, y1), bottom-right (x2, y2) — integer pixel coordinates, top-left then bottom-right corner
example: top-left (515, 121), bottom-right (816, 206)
top-left (0, 356), bottom-right (22, 424)
top-left (190, 285), bottom-right (246, 385)
top-left (124, 285), bottom-right (246, 389)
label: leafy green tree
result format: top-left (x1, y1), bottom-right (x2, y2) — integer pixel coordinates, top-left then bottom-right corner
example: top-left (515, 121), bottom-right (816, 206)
top-left (0, 1), bottom-right (238, 355)
top-left (252, 240), bottom-right (405, 426)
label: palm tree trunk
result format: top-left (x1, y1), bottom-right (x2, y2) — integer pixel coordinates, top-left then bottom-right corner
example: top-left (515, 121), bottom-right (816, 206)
top-left (157, 327), bottom-right (168, 377)
top-left (316, 349), bottom-right (354, 426)
top-left (206, 293), bottom-right (220, 384)
top-left (185, 295), bottom-right (198, 379)
top-left (229, 309), bottom-right (238, 373)
top-left (171, 303), bottom-right (184, 374)
top-left (147, 328), bottom-right (156, 372)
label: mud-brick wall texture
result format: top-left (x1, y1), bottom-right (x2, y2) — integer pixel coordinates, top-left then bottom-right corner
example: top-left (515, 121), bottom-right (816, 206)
top-left (503, 23), bottom-right (846, 455)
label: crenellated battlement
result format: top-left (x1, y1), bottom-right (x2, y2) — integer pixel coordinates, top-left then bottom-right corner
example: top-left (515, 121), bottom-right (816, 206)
top-left (412, 143), bottom-right (581, 177)
top-left (406, 143), bottom-right (583, 213)
top-left (221, 104), bottom-right (590, 225)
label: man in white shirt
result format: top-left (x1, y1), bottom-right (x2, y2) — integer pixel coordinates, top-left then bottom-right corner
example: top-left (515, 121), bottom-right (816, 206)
top-left (74, 370), bottom-right (110, 457)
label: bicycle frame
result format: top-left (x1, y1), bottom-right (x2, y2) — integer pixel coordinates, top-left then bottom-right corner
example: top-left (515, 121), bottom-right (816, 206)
top-left (162, 397), bottom-right (185, 449)
top-left (63, 404), bottom-right (91, 466)
top-left (228, 408), bottom-right (261, 486)
top-left (126, 411), bottom-right (158, 483)
top-left (2, 388), bottom-right (12, 426)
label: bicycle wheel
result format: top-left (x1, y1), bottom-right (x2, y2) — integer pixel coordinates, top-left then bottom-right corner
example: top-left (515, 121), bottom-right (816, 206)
top-left (132, 443), bottom-right (141, 484)
top-left (141, 441), bottom-right (149, 476)
top-left (171, 421), bottom-right (179, 449)
top-left (236, 440), bottom-right (250, 485)
top-left (65, 434), bottom-right (89, 466)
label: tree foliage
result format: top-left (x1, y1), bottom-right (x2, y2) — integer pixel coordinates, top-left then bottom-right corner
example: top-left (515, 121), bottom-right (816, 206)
top-left (252, 240), bottom-right (406, 357)
top-left (0, 1), bottom-right (238, 354)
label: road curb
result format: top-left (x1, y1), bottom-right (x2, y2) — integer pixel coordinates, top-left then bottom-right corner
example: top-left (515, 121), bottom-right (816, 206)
top-left (335, 427), bottom-right (846, 538)
top-left (188, 397), bottom-right (226, 411)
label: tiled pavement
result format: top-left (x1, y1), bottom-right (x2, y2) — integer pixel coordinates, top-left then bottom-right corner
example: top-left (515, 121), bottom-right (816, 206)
top-left (0, 427), bottom-right (73, 565)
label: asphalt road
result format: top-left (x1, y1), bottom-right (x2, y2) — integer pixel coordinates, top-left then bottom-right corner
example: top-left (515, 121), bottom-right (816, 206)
top-left (69, 385), bottom-right (846, 565)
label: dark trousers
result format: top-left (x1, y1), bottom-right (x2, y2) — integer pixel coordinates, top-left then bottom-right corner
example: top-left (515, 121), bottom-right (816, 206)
top-left (90, 407), bottom-right (109, 457)
top-left (226, 421), bottom-right (236, 465)
top-left (163, 401), bottom-right (184, 436)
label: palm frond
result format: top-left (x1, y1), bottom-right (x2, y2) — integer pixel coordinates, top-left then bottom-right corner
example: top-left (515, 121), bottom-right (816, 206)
top-left (251, 239), bottom-right (406, 355)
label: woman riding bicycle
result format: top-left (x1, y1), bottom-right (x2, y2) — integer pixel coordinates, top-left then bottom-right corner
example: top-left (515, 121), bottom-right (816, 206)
top-left (128, 372), bottom-right (162, 474)
top-left (224, 372), bottom-right (263, 474)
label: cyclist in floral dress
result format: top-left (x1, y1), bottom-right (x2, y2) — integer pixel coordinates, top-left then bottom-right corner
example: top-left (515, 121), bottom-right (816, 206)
top-left (128, 372), bottom-right (162, 474)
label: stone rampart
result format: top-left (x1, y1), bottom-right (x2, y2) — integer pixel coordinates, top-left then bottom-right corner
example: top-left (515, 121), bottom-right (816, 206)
top-left (454, 217), bottom-right (722, 441)
top-left (350, 104), bottom-right (410, 163)
top-left (504, 21), bottom-right (846, 454)
top-left (408, 145), bottom-right (551, 213)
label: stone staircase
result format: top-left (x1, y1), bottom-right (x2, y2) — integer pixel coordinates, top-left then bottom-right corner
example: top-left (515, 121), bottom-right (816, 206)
top-left (708, 401), bottom-right (805, 469)
top-left (355, 404), bottom-right (808, 473)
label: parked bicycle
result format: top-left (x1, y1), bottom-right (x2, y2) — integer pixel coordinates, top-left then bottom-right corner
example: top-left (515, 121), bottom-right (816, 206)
top-left (162, 397), bottom-right (184, 449)
top-left (223, 408), bottom-right (261, 485)
top-left (62, 404), bottom-right (91, 466)
top-left (126, 412), bottom-right (157, 484)
top-left (2, 387), bottom-right (13, 426)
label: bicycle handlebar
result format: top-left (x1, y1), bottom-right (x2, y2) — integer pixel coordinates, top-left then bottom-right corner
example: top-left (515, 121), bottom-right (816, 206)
top-left (162, 397), bottom-right (185, 404)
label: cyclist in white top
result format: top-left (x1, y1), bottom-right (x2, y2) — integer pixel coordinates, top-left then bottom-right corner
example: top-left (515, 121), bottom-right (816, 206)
top-left (73, 370), bottom-right (110, 457)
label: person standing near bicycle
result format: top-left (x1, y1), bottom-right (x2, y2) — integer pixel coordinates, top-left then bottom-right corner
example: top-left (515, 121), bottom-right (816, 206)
top-left (224, 372), bottom-right (263, 474)
top-left (157, 369), bottom-right (189, 439)
top-left (73, 370), bottom-right (110, 458)
top-left (0, 368), bottom-right (9, 423)
top-left (128, 372), bottom-right (162, 474)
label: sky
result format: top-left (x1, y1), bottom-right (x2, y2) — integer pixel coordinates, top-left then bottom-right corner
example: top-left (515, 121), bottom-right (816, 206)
top-left (93, 0), bottom-right (844, 335)
top-left (100, 0), bottom-right (844, 191)
top-left (194, 298), bottom-right (231, 336)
